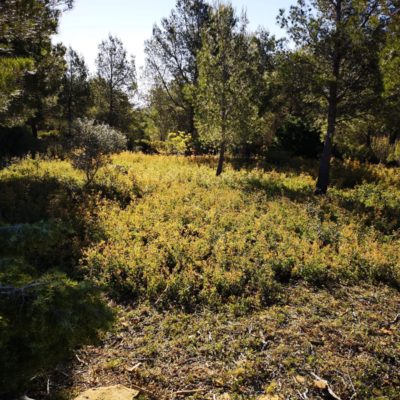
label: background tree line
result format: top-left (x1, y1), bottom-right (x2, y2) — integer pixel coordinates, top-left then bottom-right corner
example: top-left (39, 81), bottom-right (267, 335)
top-left (0, 0), bottom-right (399, 188)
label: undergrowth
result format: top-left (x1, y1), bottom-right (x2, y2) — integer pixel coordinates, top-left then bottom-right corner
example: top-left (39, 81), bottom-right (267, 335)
top-left (1, 153), bottom-right (399, 398)
top-left (1, 153), bottom-right (399, 313)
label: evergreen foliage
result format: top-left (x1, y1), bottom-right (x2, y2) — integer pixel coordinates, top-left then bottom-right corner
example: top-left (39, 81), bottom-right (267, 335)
top-left (69, 118), bottom-right (127, 185)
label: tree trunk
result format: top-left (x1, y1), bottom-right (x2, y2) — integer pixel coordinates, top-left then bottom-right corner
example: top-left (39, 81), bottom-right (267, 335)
top-left (189, 105), bottom-right (199, 154)
top-left (315, 0), bottom-right (341, 195)
top-left (315, 109), bottom-right (335, 195)
top-left (216, 140), bottom-right (226, 176)
top-left (30, 120), bottom-right (38, 159)
top-left (31, 120), bottom-right (38, 139)
top-left (109, 91), bottom-right (114, 126)
top-left (67, 90), bottom-right (73, 136)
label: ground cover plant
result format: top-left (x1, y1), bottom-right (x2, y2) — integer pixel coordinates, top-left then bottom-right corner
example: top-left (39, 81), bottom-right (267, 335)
top-left (1, 153), bottom-right (398, 399)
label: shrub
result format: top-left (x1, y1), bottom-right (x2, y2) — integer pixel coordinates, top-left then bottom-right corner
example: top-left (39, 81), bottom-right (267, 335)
top-left (80, 154), bottom-right (400, 309)
top-left (165, 131), bottom-right (192, 155)
top-left (149, 132), bottom-right (193, 155)
top-left (0, 156), bottom-right (114, 398)
top-left (275, 116), bottom-right (323, 159)
top-left (0, 126), bottom-right (35, 164)
top-left (2, 154), bottom-right (400, 315)
top-left (0, 268), bottom-right (113, 397)
top-left (388, 140), bottom-right (400, 166)
top-left (69, 118), bottom-right (127, 185)
top-left (371, 135), bottom-right (392, 164)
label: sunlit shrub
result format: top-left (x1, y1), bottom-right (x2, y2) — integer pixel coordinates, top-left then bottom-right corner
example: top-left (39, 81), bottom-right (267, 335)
top-left (2, 153), bottom-right (399, 315)
top-left (150, 131), bottom-right (193, 155)
top-left (69, 118), bottom-right (127, 185)
top-left (79, 153), bottom-right (400, 309)
top-left (371, 135), bottom-right (392, 164)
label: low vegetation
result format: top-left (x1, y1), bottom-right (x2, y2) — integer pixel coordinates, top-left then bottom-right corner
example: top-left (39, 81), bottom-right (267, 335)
top-left (1, 153), bottom-right (399, 398)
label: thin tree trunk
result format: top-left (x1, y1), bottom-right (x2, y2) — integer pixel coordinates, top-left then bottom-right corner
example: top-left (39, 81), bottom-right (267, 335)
top-left (67, 72), bottom-right (73, 136)
top-left (315, 0), bottom-right (342, 195)
top-left (315, 102), bottom-right (336, 194)
top-left (189, 105), bottom-right (199, 154)
top-left (216, 140), bottom-right (226, 176)
top-left (67, 94), bottom-right (73, 136)
top-left (30, 120), bottom-right (38, 159)
top-left (31, 121), bottom-right (38, 139)
top-left (109, 87), bottom-right (114, 126)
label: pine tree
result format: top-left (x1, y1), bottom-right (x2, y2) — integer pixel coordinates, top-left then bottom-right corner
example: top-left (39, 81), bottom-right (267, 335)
top-left (279, 0), bottom-right (385, 194)
top-left (96, 35), bottom-right (136, 129)
top-left (195, 2), bottom-right (264, 175)
top-left (59, 47), bottom-right (90, 135)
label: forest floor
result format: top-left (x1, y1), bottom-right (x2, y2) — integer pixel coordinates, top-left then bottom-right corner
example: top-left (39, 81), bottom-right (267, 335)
top-left (2, 153), bottom-right (399, 399)
top-left (54, 284), bottom-right (400, 400)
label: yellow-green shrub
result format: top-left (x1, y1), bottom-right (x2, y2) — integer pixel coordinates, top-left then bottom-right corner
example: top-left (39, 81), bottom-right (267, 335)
top-left (80, 153), bottom-right (400, 309)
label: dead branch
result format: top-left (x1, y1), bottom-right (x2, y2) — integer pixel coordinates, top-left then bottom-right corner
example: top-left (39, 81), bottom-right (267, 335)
top-left (175, 388), bottom-right (208, 396)
top-left (129, 383), bottom-right (156, 398)
top-left (311, 372), bottom-right (342, 400)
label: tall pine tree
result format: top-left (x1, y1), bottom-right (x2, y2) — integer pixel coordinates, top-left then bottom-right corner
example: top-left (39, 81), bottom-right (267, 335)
top-left (195, 2), bottom-right (264, 175)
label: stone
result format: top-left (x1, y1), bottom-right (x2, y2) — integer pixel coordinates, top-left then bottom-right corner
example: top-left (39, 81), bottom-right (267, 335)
top-left (74, 385), bottom-right (140, 400)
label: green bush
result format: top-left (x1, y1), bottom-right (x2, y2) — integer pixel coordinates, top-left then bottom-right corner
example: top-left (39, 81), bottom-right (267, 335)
top-left (0, 157), bottom-right (115, 398)
top-left (69, 118), bottom-right (127, 185)
top-left (275, 116), bottom-right (323, 159)
top-left (148, 132), bottom-right (193, 155)
top-left (0, 268), bottom-right (113, 397)
top-left (0, 126), bottom-right (35, 163)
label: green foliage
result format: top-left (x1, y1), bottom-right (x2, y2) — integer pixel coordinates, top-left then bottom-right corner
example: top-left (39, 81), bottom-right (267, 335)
top-left (95, 35), bottom-right (136, 129)
top-left (76, 154), bottom-right (400, 310)
top-left (0, 57), bottom-right (33, 120)
top-left (0, 158), bottom-right (78, 224)
top-left (371, 135), bottom-right (392, 163)
top-left (59, 47), bottom-right (90, 134)
top-left (0, 156), bottom-right (115, 397)
top-left (151, 131), bottom-right (193, 155)
top-left (0, 269), bottom-right (113, 397)
top-left (144, 0), bottom-right (211, 146)
top-left (1, 153), bottom-right (399, 397)
top-left (279, 0), bottom-right (385, 193)
top-left (0, 126), bottom-right (35, 163)
top-left (69, 118), bottom-right (127, 185)
top-left (195, 4), bottom-right (265, 158)
top-left (275, 116), bottom-right (323, 159)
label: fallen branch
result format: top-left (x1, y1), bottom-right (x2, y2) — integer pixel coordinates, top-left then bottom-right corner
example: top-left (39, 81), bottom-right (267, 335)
top-left (384, 313), bottom-right (400, 328)
top-left (129, 383), bottom-right (156, 398)
top-left (311, 372), bottom-right (342, 400)
top-left (74, 353), bottom-right (88, 366)
top-left (297, 388), bottom-right (309, 399)
top-left (175, 388), bottom-right (208, 396)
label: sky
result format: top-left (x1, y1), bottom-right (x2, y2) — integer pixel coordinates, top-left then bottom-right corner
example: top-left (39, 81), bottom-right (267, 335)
top-left (54, 0), bottom-right (295, 74)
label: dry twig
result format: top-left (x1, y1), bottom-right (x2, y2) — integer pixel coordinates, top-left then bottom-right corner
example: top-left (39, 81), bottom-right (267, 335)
top-left (311, 372), bottom-right (342, 400)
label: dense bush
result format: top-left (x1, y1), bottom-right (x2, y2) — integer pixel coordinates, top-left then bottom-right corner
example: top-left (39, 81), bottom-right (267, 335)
top-left (69, 118), bottom-right (127, 185)
top-left (275, 117), bottom-right (323, 159)
top-left (0, 268), bottom-right (113, 398)
top-left (1, 154), bottom-right (399, 321)
top-left (0, 153), bottom-right (399, 395)
top-left (0, 158), bottom-right (115, 398)
top-left (0, 126), bottom-right (35, 164)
